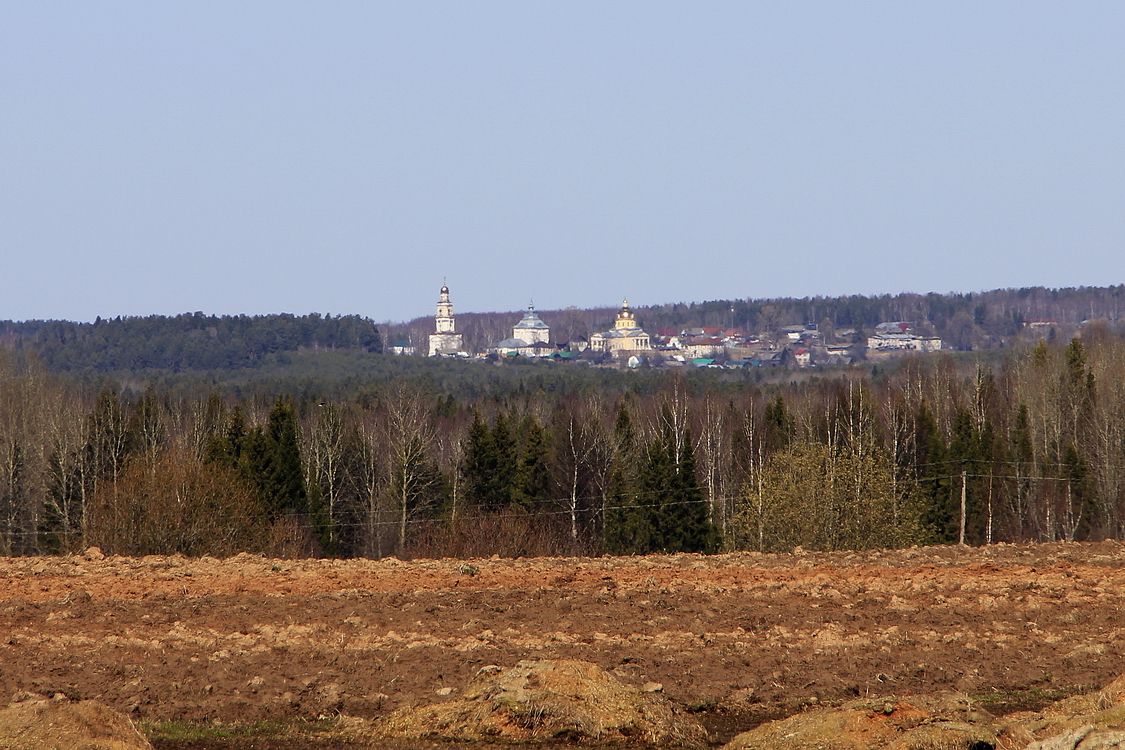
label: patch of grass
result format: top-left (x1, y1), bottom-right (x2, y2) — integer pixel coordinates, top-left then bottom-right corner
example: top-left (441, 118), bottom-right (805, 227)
top-left (972, 684), bottom-right (1089, 714)
top-left (686, 698), bottom-right (719, 713)
top-left (142, 717), bottom-right (337, 743)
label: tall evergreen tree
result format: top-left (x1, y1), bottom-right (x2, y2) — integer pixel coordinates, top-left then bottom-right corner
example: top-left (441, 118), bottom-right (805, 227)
top-left (241, 399), bottom-right (307, 520)
top-left (490, 412), bottom-right (518, 507)
top-left (461, 411), bottom-right (491, 511)
top-left (637, 426), bottom-right (675, 553)
top-left (604, 402), bottom-right (649, 554)
top-left (512, 417), bottom-right (550, 511)
top-left (639, 407), bottom-right (714, 554)
top-left (461, 411), bottom-right (518, 512)
top-left (664, 427), bottom-right (715, 553)
top-left (266, 399), bottom-right (307, 517)
top-left (204, 405), bottom-right (246, 469)
top-left (1065, 442), bottom-right (1096, 540)
top-left (914, 403), bottom-right (955, 542)
top-left (1006, 402), bottom-right (1035, 539)
top-left (948, 408), bottom-right (988, 544)
top-left (763, 395), bottom-right (791, 453)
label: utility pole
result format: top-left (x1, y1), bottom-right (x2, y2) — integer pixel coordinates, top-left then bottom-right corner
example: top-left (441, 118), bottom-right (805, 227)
top-left (959, 470), bottom-right (967, 546)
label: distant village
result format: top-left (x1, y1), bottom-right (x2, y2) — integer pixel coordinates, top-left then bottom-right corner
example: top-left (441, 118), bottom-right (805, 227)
top-left (387, 284), bottom-right (959, 370)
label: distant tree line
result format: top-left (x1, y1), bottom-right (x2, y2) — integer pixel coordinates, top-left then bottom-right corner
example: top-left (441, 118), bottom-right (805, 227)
top-left (2, 287), bottom-right (1121, 375)
top-left (0, 326), bottom-right (1123, 558)
top-left (0, 312), bottom-right (382, 372)
top-left (398, 284), bottom-right (1123, 352)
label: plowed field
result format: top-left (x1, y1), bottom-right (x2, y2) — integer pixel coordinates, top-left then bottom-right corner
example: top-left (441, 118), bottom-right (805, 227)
top-left (1, 543), bottom-right (1122, 747)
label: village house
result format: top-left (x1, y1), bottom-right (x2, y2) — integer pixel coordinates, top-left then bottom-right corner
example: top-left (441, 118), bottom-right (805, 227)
top-left (1025, 319), bottom-right (1058, 329)
top-left (781, 324), bottom-right (805, 342)
top-left (779, 323), bottom-right (820, 344)
top-left (680, 335), bottom-right (725, 359)
top-left (875, 321), bottom-right (913, 335)
top-left (822, 344), bottom-right (854, 365)
top-left (653, 327), bottom-right (681, 349)
top-left (867, 332), bottom-right (942, 352)
top-left (865, 321), bottom-right (941, 354)
top-left (388, 337), bottom-right (416, 356)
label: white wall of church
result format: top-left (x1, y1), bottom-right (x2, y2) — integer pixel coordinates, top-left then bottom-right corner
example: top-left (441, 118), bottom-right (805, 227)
top-left (514, 326), bottom-right (549, 344)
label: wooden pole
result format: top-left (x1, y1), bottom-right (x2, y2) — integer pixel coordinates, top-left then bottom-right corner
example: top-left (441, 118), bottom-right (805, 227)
top-left (959, 470), bottom-right (967, 546)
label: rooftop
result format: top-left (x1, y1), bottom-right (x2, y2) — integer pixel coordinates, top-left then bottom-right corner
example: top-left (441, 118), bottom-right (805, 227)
top-left (514, 305), bottom-right (549, 330)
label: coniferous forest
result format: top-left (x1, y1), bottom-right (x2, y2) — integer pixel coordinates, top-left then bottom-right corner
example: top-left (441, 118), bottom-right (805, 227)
top-left (1, 318), bottom-right (1123, 559)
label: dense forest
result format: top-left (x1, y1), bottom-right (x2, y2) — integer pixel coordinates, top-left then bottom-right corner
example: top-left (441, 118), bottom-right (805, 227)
top-left (0, 313), bottom-right (382, 372)
top-left (0, 323), bottom-right (1122, 559)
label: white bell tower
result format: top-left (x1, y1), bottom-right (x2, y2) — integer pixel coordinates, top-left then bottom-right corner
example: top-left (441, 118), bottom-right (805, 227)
top-left (428, 282), bottom-right (465, 356)
top-left (435, 283), bottom-right (455, 334)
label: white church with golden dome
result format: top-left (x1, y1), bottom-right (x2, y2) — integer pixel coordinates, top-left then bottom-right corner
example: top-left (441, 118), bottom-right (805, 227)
top-left (427, 283), bottom-right (466, 356)
top-left (589, 299), bottom-right (651, 354)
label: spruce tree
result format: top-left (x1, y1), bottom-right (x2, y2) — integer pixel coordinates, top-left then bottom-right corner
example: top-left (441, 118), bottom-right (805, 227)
top-left (949, 408), bottom-right (986, 543)
top-left (763, 395), bottom-right (791, 452)
top-left (490, 412), bottom-right (518, 508)
top-left (1065, 442), bottom-right (1095, 540)
top-left (512, 418), bottom-right (550, 511)
top-left (462, 411), bottom-right (498, 511)
top-left (642, 414), bottom-right (713, 554)
top-left (265, 399), bottom-right (307, 517)
top-left (240, 426), bottom-right (272, 513)
top-left (604, 403), bottom-right (649, 554)
top-left (637, 426), bottom-right (674, 553)
top-left (665, 427), bottom-right (714, 553)
top-left (1008, 403), bottom-right (1034, 539)
top-left (204, 406), bottom-right (246, 469)
top-left (241, 400), bottom-right (307, 520)
top-left (915, 403), bottom-right (954, 543)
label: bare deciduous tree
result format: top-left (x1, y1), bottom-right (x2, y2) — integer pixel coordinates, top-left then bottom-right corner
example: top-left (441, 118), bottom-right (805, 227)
top-left (384, 386), bottom-right (441, 554)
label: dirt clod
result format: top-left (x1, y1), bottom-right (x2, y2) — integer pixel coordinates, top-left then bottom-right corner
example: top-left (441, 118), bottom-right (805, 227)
top-left (0, 695), bottom-right (152, 750)
top-left (367, 659), bottom-right (707, 746)
top-left (722, 691), bottom-right (1033, 750)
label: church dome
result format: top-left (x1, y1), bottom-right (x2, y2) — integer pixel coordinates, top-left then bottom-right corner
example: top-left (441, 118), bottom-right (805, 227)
top-left (514, 304), bottom-right (549, 330)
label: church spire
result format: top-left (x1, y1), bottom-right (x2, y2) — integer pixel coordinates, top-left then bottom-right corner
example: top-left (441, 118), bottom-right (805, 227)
top-left (435, 282), bottom-right (455, 333)
top-left (429, 281), bottom-right (465, 356)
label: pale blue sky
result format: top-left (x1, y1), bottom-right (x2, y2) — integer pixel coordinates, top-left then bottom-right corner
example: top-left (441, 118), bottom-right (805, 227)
top-left (2, 2), bottom-right (1123, 322)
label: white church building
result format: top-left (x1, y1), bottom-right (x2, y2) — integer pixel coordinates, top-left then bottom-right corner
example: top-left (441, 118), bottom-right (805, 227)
top-left (427, 283), bottom-right (466, 356)
top-left (494, 304), bottom-right (553, 357)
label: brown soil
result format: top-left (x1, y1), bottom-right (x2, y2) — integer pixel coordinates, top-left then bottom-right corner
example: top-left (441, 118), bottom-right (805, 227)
top-left (1, 543), bottom-right (1122, 747)
top-left (0, 694), bottom-right (153, 750)
top-left (365, 658), bottom-right (707, 746)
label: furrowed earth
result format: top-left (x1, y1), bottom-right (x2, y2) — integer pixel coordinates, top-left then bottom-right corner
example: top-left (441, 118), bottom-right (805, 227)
top-left (1, 542), bottom-right (1122, 748)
